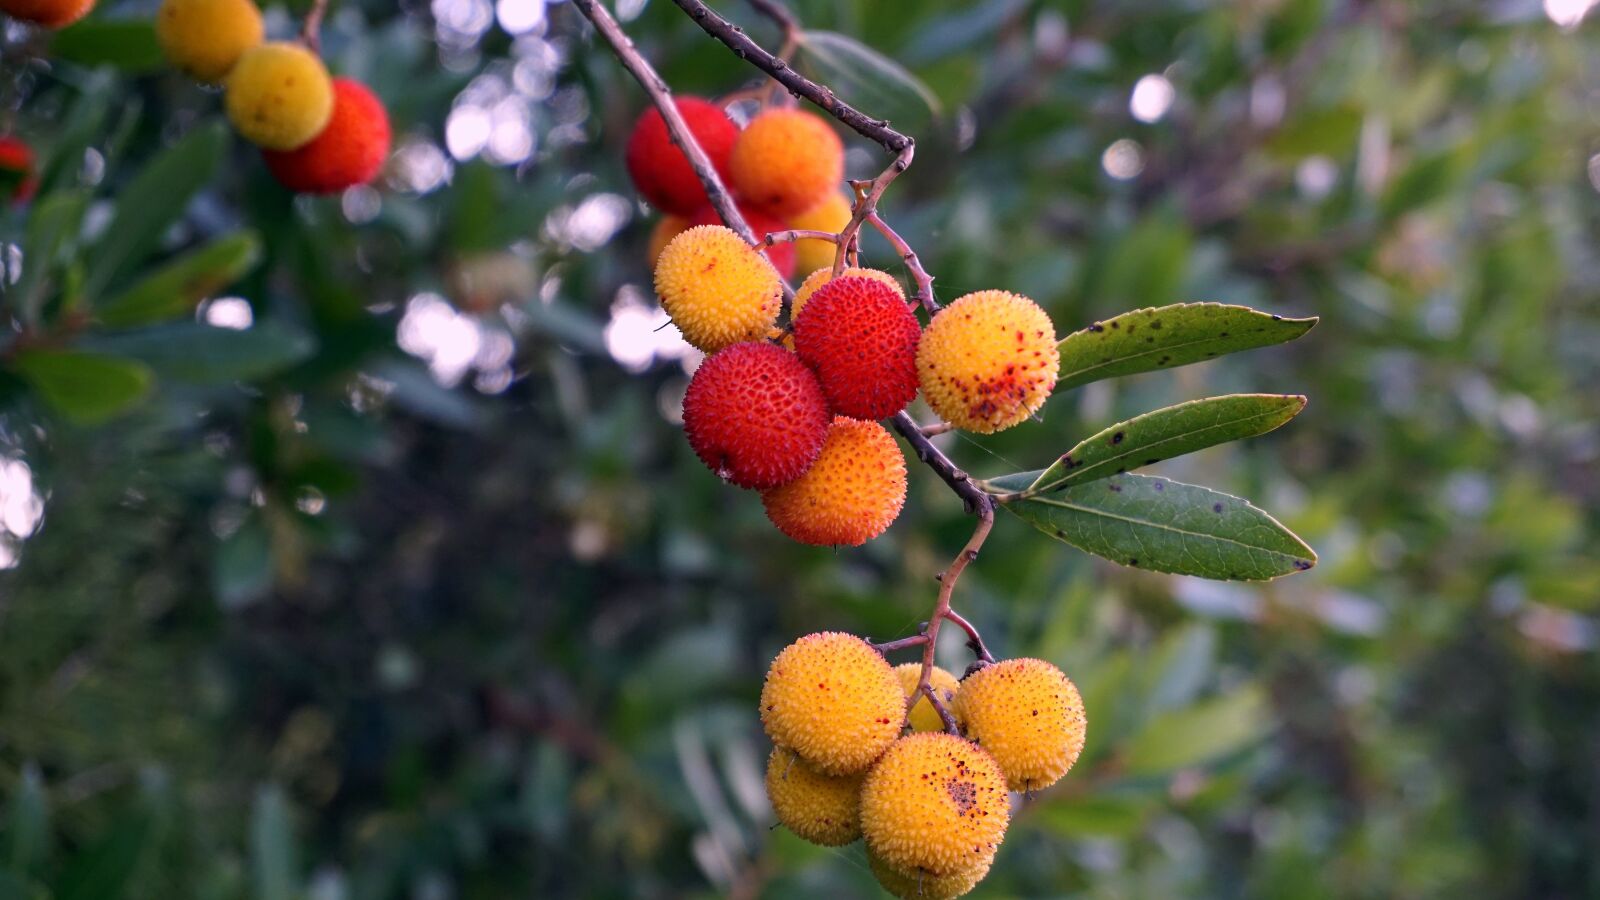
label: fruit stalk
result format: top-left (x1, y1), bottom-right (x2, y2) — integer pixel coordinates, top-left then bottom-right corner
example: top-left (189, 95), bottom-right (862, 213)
top-left (865, 209), bottom-right (937, 311)
top-left (299, 0), bottom-right (328, 51)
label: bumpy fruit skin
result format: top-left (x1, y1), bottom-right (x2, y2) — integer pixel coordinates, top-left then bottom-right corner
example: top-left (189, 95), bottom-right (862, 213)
top-left (761, 417), bottom-right (907, 547)
top-left (156, 0), bottom-right (263, 82)
top-left (894, 663), bottom-right (962, 734)
top-left (0, 137), bottom-right (38, 205)
top-left (954, 657), bottom-right (1086, 792)
top-left (625, 97), bottom-right (738, 216)
top-left (263, 79), bottom-right (391, 194)
top-left (860, 733), bottom-right (1011, 878)
top-left (764, 747), bottom-right (864, 847)
top-left (0, 0), bottom-right (94, 27)
top-left (916, 290), bottom-right (1060, 434)
top-left (793, 275), bottom-right (921, 420)
top-left (654, 224), bottom-right (782, 352)
top-left (646, 216), bottom-right (689, 269)
top-left (225, 42), bottom-right (334, 151)
top-left (730, 108), bottom-right (843, 217)
top-left (787, 192), bottom-right (851, 275)
top-left (688, 204), bottom-right (795, 279)
top-left (682, 343), bottom-right (829, 490)
top-left (868, 849), bottom-right (991, 900)
top-left (761, 632), bottom-right (905, 776)
top-left (792, 266), bottom-right (902, 322)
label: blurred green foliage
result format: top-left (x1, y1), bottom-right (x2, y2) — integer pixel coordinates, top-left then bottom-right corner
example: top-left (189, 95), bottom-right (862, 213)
top-left (1, 0), bottom-right (1599, 897)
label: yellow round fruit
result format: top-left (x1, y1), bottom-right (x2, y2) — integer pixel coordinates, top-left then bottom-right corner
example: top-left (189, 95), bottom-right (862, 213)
top-left (787, 192), bottom-right (852, 275)
top-left (761, 417), bottom-right (907, 547)
top-left (894, 663), bottom-right (962, 734)
top-left (860, 732), bottom-right (1010, 878)
top-left (868, 848), bottom-right (991, 900)
top-left (654, 224), bottom-right (782, 352)
top-left (730, 108), bottom-right (843, 217)
top-left (764, 746), bottom-right (864, 847)
top-left (760, 632), bottom-right (905, 776)
top-left (225, 42), bottom-right (334, 150)
top-left (156, 0), bottom-right (263, 82)
top-left (954, 657), bottom-right (1086, 792)
top-left (646, 215), bottom-right (689, 269)
top-left (916, 290), bottom-right (1060, 434)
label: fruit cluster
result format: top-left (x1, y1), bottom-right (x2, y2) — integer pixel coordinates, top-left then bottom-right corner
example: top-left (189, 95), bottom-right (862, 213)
top-left (624, 96), bottom-right (1063, 547)
top-left (0, 0), bottom-right (390, 196)
top-left (761, 632), bottom-right (1086, 898)
top-left (629, 97), bottom-right (851, 280)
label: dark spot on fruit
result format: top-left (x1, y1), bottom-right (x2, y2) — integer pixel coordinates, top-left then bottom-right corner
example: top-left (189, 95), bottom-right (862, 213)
top-left (947, 779), bottom-right (976, 814)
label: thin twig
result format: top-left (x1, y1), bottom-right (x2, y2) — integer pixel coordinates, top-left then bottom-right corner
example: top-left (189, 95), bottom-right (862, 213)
top-left (866, 210), bottom-right (937, 311)
top-left (872, 633), bottom-right (930, 654)
top-left (299, 0), bottom-right (330, 51)
top-left (910, 507), bottom-right (993, 730)
top-left (755, 229), bottom-right (839, 248)
top-left (944, 608), bottom-right (995, 664)
top-left (919, 421), bottom-right (956, 437)
top-left (570, 0), bottom-right (753, 243)
top-left (920, 681), bottom-right (961, 734)
top-left (671, 0), bottom-right (913, 153)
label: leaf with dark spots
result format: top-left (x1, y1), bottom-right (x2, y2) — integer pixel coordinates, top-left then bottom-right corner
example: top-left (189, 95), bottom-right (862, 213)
top-left (1055, 303), bottom-right (1317, 391)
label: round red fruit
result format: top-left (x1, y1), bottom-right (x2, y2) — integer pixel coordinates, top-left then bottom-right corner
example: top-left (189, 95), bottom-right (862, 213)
top-left (683, 342), bottom-right (830, 490)
top-left (793, 275), bottom-right (921, 420)
top-left (625, 97), bottom-right (738, 217)
top-left (262, 78), bottom-right (391, 194)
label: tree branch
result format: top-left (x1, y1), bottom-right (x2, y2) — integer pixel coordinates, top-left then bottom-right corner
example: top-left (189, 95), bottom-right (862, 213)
top-left (299, 0), bottom-right (330, 52)
top-left (570, 0), bottom-right (753, 244)
top-left (670, 0), bottom-right (912, 154)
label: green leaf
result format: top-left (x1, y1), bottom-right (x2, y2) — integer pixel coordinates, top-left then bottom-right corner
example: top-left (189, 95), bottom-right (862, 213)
top-left (55, 809), bottom-right (152, 900)
top-left (1001, 474), bottom-right (1316, 581)
top-left (1144, 624), bottom-right (1217, 715)
top-left (1055, 303), bottom-right (1317, 392)
top-left (50, 21), bottom-right (165, 72)
top-left (797, 30), bottom-right (941, 132)
top-left (250, 785), bottom-right (296, 900)
top-left (84, 322), bottom-right (314, 383)
top-left (1264, 105), bottom-right (1363, 159)
top-left (97, 233), bottom-right (263, 327)
top-left (990, 394), bottom-right (1307, 496)
top-left (84, 122), bottom-right (227, 302)
top-left (13, 190), bottom-right (91, 324)
top-left (11, 350), bottom-right (153, 424)
top-left (5, 764), bottom-right (48, 873)
top-left (1032, 793), bottom-right (1155, 838)
top-left (215, 517), bottom-right (273, 609)
top-left (1123, 685), bottom-right (1270, 774)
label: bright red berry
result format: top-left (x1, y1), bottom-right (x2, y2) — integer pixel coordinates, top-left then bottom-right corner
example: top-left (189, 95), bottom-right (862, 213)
top-left (682, 342), bottom-right (829, 489)
top-left (625, 97), bottom-right (738, 217)
top-left (794, 275), bottom-right (921, 420)
top-left (262, 78), bottom-right (391, 194)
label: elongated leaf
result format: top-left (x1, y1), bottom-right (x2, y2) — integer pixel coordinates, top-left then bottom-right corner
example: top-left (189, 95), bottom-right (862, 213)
top-left (1056, 303), bottom-right (1317, 392)
top-left (51, 21), bottom-right (165, 72)
top-left (251, 785), bottom-right (296, 900)
top-left (56, 809), bottom-right (152, 900)
top-left (84, 322), bottom-right (314, 383)
top-left (1124, 684), bottom-right (1269, 774)
top-left (84, 122), bottom-right (227, 301)
top-left (798, 30), bottom-right (940, 131)
top-left (5, 763), bottom-right (48, 873)
top-left (11, 350), bottom-right (153, 424)
top-left (994, 394), bottom-right (1306, 496)
top-left (13, 190), bottom-right (91, 324)
top-left (1003, 474), bottom-right (1316, 581)
top-left (97, 232), bottom-right (263, 327)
